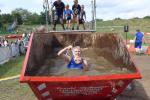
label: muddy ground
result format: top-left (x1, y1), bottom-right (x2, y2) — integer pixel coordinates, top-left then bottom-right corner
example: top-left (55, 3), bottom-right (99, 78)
top-left (117, 54), bottom-right (150, 100)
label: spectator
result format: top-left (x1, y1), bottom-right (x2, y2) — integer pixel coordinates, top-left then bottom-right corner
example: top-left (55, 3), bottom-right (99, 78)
top-left (134, 29), bottom-right (144, 54)
top-left (72, 0), bottom-right (81, 30)
top-left (3, 40), bottom-right (8, 47)
top-left (64, 5), bottom-right (73, 30)
top-left (51, 0), bottom-right (65, 30)
top-left (36, 25), bottom-right (46, 33)
top-left (79, 5), bottom-right (86, 30)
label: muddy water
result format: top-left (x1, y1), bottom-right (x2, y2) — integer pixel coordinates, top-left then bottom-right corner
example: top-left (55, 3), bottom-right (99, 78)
top-left (38, 48), bottom-right (133, 77)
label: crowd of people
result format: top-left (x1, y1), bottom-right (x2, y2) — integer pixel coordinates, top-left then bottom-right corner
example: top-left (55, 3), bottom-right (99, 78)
top-left (51, 0), bottom-right (86, 30)
top-left (0, 32), bottom-right (30, 57)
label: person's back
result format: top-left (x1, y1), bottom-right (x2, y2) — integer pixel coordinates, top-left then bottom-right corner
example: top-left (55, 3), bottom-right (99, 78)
top-left (135, 31), bottom-right (144, 42)
top-left (53, 1), bottom-right (65, 16)
top-left (134, 30), bottom-right (144, 54)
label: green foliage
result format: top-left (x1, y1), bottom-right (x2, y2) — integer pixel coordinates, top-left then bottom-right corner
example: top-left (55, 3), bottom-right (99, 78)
top-left (12, 13), bottom-right (23, 25)
top-left (143, 16), bottom-right (150, 19)
top-left (0, 14), bottom-right (13, 24)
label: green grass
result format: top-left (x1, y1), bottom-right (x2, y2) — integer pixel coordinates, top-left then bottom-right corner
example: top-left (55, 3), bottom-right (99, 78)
top-left (0, 56), bottom-right (24, 79)
top-left (0, 79), bottom-right (36, 100)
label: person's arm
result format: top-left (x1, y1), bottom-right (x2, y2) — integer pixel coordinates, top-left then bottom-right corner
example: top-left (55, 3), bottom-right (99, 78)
top-left (49, 2), bottom-right (55, 16)
top-left (84, 11), bottom-right (86, 21)
top-left (51, 1), bottom-right (55, 9)
top-left (71, 10), bottom-right (73, 19)
top-left (64, 10), bottom-right (66, 19)
top-left (63, 3), bottom-right (65, 19)
top-left (57, 45), bottom-right (72, 62)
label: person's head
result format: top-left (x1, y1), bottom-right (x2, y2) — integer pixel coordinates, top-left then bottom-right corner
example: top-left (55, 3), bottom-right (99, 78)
top-left (66, 5), bottom-right (69, 10)
top-left (81, 5), bottom-right (84, 10)
top-left (57, 0), bottom-right (61, 3)
top-left (72, 46), bottom-right (81, 57)
top-left (36, 26), bottom-right (46, 33)
top-left (73, 0), bottom-right (78, 5)
top-left (136, 29), bottom-right (140, 32)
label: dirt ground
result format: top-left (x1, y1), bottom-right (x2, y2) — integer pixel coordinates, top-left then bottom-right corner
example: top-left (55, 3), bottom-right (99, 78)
top-left (117, 54), bottom-right (150, 100)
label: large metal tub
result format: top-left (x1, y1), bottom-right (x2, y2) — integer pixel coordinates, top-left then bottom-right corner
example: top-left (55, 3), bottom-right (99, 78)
top-left (20, 32), bottom-right (141, 100)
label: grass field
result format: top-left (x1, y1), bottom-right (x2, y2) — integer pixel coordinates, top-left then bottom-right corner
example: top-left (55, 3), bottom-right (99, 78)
top-left (0, 56), bottom-right (24, 79)
top-left (0, 79), bottom-right (36, 100)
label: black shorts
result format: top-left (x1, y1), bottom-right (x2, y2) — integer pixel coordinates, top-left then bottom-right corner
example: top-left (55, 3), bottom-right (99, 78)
top-left (79, 19), bottom-right (85, 24)
top-left (66, 16), bottom-right (71, 21)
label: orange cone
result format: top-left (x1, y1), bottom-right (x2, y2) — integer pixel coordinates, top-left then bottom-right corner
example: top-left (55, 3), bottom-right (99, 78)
top-left (147, 46), bottom-right (150, 55)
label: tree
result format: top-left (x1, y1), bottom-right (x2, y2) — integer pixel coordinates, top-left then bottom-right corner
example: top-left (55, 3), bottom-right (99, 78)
top-left (27, 13), bottom-right (41, 25)
top-left (12, 13), bottom-right (22, 25)
top-left (143, 16), bottom-right (150, 19)
top-left (11, 8), bottom-right (32, 24)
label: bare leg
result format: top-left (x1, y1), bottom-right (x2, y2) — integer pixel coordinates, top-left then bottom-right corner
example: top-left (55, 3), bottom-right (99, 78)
top-left (83, 23), bottom-right (85, 30)
top-left (53, 20), bottom-right (57, 30)
top-left (77, 16), bottom-right (80, 30)
top-left (72, 18), bottom-right (75, 30)
top-left (60, 18), bottom-right (65, 30)
top-left (69, 20), bottom-right (72, 30)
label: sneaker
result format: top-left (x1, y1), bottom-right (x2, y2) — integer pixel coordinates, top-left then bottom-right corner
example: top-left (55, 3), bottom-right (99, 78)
top-left (66, 27), bottom-right (68, 30)
top-left (72, 27), bottom-right (74, 30)
top-left (53, 27), bottom-right (56, 31)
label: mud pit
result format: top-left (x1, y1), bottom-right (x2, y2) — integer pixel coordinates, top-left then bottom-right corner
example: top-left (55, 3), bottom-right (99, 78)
top-left (25, 32), bottom-right (137, 76)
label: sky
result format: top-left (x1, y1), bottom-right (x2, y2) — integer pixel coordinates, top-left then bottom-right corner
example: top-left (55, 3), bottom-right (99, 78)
top-left (0, 0), bottom-right (150, 21)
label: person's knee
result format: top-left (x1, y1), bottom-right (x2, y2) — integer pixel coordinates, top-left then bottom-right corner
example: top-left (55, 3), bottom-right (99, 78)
top-left (60, 19), bottom-right (64, 24)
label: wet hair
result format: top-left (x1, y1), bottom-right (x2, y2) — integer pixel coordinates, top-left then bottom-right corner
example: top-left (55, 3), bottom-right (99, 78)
top-left (73, 46), bottom-right (81, 51)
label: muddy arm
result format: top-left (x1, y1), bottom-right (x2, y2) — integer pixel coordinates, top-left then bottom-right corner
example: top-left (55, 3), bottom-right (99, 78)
top-left (57, 45), bottom-right (72, 62)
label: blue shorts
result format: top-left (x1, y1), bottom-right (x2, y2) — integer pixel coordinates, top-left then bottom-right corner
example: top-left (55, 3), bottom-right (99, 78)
top-left (66, 17), bottom-right (71, 21)
top-left (135, 42), bottom-right (142, 48)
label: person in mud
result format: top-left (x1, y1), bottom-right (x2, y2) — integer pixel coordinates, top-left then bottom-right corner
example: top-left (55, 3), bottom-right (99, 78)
top-left (57, 45), bottom-right (89, 71)
top-left (72, 0), bottom-right (81, 30)
top-left (134, 29), bottom-right (144, 54)
top-left (51, 0), bottom-right (65, 30)
top-left (79, 5), bottom-right (86, 30)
